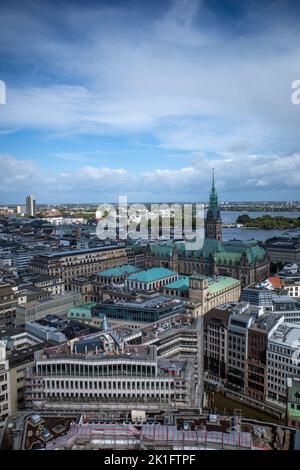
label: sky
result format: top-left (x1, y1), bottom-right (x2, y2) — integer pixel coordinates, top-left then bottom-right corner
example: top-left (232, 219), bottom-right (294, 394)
top-left (1, 0), bottom-right (300, 203)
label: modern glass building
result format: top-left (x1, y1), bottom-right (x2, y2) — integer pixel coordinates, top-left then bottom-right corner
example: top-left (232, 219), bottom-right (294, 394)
top-left (95, 295), bottom-right (186, 324)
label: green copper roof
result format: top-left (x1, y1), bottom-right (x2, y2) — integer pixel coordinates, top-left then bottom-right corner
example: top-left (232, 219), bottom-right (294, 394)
top-left (223, 240), bottom-right (266, 264)
top-left (127, 267), bottom-right (177, 283)
top-left (215, 252), bottom-right (242, 264)
top-left (67, 301), bottom-right (97, 320)
top-left (195, 237), bottom-right (225, 259)
top-left (207, 276), bottom-right (240, 294)
top-left (149, 240), bottom-right (186, 258)
top-left (97, 264), bottom-right (141, 278)
top-left (164, 274), bottom-right (240, 295)
top-left (164, 276), bottom-right (189, 291)
top-left (150, 242), bottom-right (173, 258)
top-left (208, 168), bottom-right (219, 218)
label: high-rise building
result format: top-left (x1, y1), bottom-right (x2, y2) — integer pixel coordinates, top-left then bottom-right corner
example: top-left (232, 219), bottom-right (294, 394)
top-left (25, 194), bottom-right (36, 217)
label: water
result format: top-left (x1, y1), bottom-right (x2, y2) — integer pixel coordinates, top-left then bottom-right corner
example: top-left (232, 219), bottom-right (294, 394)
top-left (220, 210), bottom-right (300, 242)
top-left (206, 390), bottom-right (285, 424)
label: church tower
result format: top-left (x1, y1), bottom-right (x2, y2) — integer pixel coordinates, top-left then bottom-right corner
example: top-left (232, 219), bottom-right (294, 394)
top-left (205, 168), bottom-right (222, 241)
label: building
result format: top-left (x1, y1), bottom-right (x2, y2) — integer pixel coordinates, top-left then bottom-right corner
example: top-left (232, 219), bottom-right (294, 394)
top-left (163, 274), bottom-right (241, 309)
top-left (15, 291), bottom-right (82, 325)
top-left (0, 283), bottom-right (17, 328)
top-left (125, 267), bottom-right (178, 292)
top-left (96, 264), bottom-right (142, 285)
top-left (205, 169), bottom-right (222, 241)
top-left (240, 286), bottom-right (276, 308)
top-left (68, 302), bottom-right (98, 325)
top-left (267, 322), bottom-right (300, 405)
top-left (240, 288), bottom-right (300, 323)
top-left (281, 279), bottom-right (300, 298)
top-left (265, 230), bottom-right (300, 264)
top-left (70, 277), bottom-right (93, 302)
top-left (227, 305), bottom-right (254, 392)
top-left (186, 274), bottom-right (241, 317)
top-left (145, 172), bottom-right (269, 287)
top-left (0, 317), bottom-right (106, 416)
top-left (204, 306), bottom-right (230, 381)
top-left (271, 296), bottom-right (300, 323)
top-left (25, 344), bottom-right (197, 412)
top-left (141, 314), bottom-right (200, 359)
top-left (287, 377), bottom-right (300, 429)
top-left (246, 315), bottom-right (284, 402)
top-left (95, 294), bottom-right (186, 329)
top-left (30, 245), bottom-right (131, 291)
top-left (28, 274), bottom-right (65, 296)
top-left (26, 194), bottom-right (36, 217)
top-left (0, 341), bottom-right (10, 428)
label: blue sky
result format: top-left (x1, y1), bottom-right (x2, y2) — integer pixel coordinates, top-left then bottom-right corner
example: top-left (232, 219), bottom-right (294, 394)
top-left (1, 0), bottom-right (300, 203)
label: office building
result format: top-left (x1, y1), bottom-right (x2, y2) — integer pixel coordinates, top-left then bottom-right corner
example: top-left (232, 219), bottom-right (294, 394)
top-left (25, 194), bottom-right (36, 217)
top-left (25, 345), bottom-right (197, 412)
top-left (0, 341), bottom-right (10, 428)
top-left (30, 245), bottom-right (130, 291)
top-left (267, 322), bottom-right (300, 404)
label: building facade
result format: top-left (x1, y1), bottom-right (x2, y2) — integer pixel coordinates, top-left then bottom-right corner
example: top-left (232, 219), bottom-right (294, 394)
top-left (25, 194), bottom-right (36, 217)
top-left (25, 348), bottom-right (197, 411)
top-left (0, 341), bottom-right (10, 428)
top-left (0, 283), bottom-right (17, 328)
top-left (30, 245), bottom-right (131, 291)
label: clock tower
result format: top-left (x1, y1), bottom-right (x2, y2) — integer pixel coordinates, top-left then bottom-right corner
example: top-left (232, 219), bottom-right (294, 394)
top-left (205, 169), bottom-right (222, 241)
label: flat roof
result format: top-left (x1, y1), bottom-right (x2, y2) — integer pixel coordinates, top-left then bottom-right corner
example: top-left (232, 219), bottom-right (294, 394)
top-left (39, 244), bottom-right (126, 258)
top-left (101, 294), bottom-right (184, 310)
top-left (270, 322), bottom-right (300, 346)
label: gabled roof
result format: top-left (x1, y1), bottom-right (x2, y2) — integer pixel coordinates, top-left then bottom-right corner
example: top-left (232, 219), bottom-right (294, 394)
top-left (268, 276), bottom-right (283, 289)
top-left (195, 238), bottom-right (225, 260)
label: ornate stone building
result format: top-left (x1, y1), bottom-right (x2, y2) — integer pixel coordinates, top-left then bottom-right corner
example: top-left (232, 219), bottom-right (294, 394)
top-left (145, 173), bottom-right (269, 287)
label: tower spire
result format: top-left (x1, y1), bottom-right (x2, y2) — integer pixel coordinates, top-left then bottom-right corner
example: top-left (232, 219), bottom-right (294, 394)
top-left (205, 167), bottom-right (222, 241)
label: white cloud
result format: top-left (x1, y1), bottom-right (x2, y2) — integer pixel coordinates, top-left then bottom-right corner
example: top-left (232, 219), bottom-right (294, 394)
top-left (0, 0), bottom-right (300, 157)
top-left (1, 152), bottom-right (300, 203)
top-left (0, 0), bottom-right (300, 202)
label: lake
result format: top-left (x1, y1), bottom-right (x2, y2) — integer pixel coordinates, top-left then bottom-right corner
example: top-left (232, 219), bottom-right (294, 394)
top-left (220, 210), bottom-right (300, 242)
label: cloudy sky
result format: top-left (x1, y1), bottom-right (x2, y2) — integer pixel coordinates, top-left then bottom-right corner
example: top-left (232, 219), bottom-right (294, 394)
top-left (0, 0), bottom-right (300, 203)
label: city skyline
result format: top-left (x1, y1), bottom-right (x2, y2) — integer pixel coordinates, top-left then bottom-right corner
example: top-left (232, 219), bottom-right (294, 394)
top-left (0, 0), bottom-right (300, 203)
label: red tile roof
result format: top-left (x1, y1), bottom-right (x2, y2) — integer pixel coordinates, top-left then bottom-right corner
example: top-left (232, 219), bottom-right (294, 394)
top-left (268, 276), bottom-right (283, 289)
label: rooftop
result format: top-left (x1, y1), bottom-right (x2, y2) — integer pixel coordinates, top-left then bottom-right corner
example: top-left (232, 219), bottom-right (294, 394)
top-left (269, 322), bottom-right (300, 347)
top-left (164, 275), bottom-right (240, 295)
top-left (97, 264), bottom-right (141, 278)
top-left (100, 294), bottom-right (184, 311)
top-left (207, 276), bottom-right (240, 295)
top-left (127, 267), bottom-right (178, 283)
top-left (35, 244), bottom-right (126, 259)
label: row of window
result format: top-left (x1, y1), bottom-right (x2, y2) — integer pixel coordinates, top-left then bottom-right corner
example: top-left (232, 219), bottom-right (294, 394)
top-left (37, 363), bottom-right (157, 377)
top-left (44, 379), bottom-right (176, 390)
